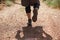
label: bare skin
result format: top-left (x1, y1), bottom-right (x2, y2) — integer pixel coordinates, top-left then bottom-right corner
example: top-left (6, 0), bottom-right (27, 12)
top-left (26, 13), bottom-right (31, 19)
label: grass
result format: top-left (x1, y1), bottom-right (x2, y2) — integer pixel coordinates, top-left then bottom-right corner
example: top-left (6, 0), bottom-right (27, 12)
top-left (5, 0), bottom-right (12, 6)
top-left (43, 0), bottom-right (60, 8)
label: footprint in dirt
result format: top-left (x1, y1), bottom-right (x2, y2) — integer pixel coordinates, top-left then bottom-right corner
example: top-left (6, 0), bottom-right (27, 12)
top-left (15, 26), bottom-right (53, 40)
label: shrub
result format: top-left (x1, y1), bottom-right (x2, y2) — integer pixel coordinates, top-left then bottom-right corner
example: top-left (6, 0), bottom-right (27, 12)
top-left (5, 0), bottom-right (12, 6)
top-left (43, 0), bottom-right (60, 8)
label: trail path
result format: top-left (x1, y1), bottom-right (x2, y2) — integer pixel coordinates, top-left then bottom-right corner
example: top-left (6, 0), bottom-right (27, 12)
top-left (0, 1), bottom-right (60, 40)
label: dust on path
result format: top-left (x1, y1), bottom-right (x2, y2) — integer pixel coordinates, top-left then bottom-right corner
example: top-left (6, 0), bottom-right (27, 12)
top-left (0, 1), bottom-right (60, 40)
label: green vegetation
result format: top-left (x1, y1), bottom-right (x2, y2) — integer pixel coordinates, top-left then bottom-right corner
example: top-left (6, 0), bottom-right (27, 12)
top-left (5, 0), bottom-right (12, 6)
top-left (43, 0), bottom-right (60, 8)
top-left (0, 0), bottom-right (15, 6)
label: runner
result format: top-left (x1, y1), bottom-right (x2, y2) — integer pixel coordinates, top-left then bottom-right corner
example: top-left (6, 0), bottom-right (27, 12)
top-left (21, 0), bottom-right (40, 27)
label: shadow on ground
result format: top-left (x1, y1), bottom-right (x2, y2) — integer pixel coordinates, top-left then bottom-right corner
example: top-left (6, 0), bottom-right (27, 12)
top-left (15, 26), bottom-right (52, 40)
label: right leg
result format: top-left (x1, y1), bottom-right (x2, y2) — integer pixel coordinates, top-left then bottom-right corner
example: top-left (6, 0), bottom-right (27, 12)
top-left (25, 5), bottom-right (32, 26)
top-left (32, 3), bottom-right (40, 22)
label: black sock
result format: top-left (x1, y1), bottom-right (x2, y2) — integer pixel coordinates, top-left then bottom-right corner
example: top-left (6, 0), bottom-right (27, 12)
top-left (28, 19), bottom-right (31, 24)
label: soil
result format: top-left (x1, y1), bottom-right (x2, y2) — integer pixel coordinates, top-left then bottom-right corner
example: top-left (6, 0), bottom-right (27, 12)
top-left (0, 1), bottom-right (60, 40)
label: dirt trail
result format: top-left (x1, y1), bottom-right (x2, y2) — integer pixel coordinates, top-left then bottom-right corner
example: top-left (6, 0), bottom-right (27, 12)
top-left (0, 1), bottom-right (60, 40)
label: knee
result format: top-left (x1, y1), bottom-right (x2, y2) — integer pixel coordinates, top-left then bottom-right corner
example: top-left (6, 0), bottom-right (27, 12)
top-left (25, 6), bottom-right (31, 13)
top-left (34, 3), bottom-right (40, 10)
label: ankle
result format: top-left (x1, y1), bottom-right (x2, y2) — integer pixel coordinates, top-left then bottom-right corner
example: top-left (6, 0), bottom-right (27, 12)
top-left (28, 19), bottom-right (32, 23)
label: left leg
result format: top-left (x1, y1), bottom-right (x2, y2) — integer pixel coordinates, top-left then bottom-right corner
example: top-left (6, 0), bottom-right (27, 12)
top-left (25, 5), bottom-right (32, 26)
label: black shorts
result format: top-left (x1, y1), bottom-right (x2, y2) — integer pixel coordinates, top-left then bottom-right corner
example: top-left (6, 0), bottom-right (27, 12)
top-left (25, 3), bottom-right (40, 13)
